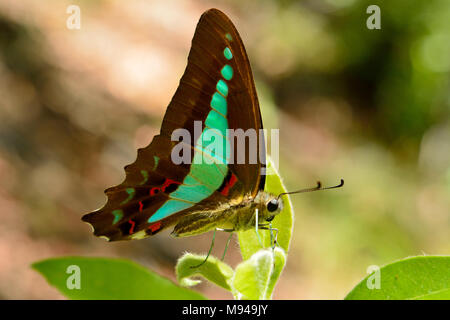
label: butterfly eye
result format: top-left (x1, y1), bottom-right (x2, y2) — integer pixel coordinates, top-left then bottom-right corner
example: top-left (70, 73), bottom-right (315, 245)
top-left (267, 199), bottom-right (279, 212)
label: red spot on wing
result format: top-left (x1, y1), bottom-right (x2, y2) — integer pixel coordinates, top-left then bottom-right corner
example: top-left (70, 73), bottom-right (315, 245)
top-left (148, 222), bottom-right (161, 233)
top-left (139, 201), bottom-right (144, 212)
top-left (161, 179), bottom-right (181, 192)
top-left (149, 187), bottom-right (159, 196)
top-left (128, 219), bottom-right (136, 234)
top-left (220, 173), bottom-right (238, 196)
top-left (149, 179), bottom-right (181, 196)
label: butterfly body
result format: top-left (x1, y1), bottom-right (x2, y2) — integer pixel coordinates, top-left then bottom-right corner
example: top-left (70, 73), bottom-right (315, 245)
top-left (82, 9), bottom-right (278, 242)
top-left (171, 191), bottom-right (283, 237)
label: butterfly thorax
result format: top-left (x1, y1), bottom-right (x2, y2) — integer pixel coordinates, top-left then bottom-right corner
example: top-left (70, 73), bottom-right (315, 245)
top-left (171, 191), bottom-right (283, 237)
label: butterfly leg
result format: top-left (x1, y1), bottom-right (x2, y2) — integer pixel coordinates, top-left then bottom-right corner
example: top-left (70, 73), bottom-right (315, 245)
top-left (217, 229), bottom-right (234, 261)
top-left (254, 209), bottom-right (263, 246)
top-left (269, 225), bottom-right (279, 250)
top-left (190, 229), bottom-right (217, 269)
top-left (258, 224), bottom-right (279, 249)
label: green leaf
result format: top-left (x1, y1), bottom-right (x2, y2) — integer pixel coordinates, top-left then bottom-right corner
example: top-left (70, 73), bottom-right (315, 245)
top-left (233, 249), bottom-right (274, 300)
top-left (176, 253), bottom-right (234, 291)
top-left (32, 256), bottom-right (206, 300)
top-left (345, 255), bottom-right (450, 300)
top-left (238, 159), bottom-right (293, 260)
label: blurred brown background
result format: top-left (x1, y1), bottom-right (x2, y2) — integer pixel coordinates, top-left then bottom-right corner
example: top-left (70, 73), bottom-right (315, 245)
top-left (0, 0), bottom-right (449, 299)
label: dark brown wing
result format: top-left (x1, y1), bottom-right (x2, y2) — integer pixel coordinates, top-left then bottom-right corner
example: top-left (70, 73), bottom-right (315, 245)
top-left (202, 9), bottom-right (266, 196)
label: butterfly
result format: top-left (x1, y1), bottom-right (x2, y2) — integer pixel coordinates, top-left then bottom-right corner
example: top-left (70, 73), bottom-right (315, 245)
top-left (82, 8), bottom-right (286, 243)
top-left (82, 7), bottom-right (346, 251)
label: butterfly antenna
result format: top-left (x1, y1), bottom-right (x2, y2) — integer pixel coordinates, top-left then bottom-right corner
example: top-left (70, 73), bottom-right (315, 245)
top-left (277, 179), bottom-right (344, 200)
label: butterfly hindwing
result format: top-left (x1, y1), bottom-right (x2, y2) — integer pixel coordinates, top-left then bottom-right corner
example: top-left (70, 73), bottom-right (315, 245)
top-left (83, 135), bottom-right (190, 240)
top-left (82, 8), bottom-right (265, 241)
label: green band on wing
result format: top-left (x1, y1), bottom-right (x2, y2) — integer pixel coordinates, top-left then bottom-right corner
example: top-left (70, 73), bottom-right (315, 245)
top-left (197, 128), bottom-right (229, 164)
top-left (211, 92), bottom-right (227, 115)
top-left (225, 33), bottom-right (233, 41)
top-left (120, 188), bottom-right (135, 205)
top-left (171, 182), bottom-right (213, 203)
top-left (216, 80), bottom-right (228, 97)
top-left (112, 209), bottom-right (123, 224)
top-left (191, 151), bottom-right (227, 183)
top-left (153, 156), bottom-right (159, 170)
top-left (205, 110), bottom-right (227, 138)
top-left (221, 65), bottom-right (233, 81)
top-left (224, 47), bottom-right (233, 60)
top-left (199, 144), bottom-right (227, 165)
top-left (182, 174), bottom-right (204, 187)
top-left (148, 200), bottom-right (192, 223)
top-left (140, 170), bottom-right (149, 185)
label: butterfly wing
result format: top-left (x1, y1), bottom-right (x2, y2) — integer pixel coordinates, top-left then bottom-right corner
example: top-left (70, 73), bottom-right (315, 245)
top-left (82, 8), bottom-right (265, 241)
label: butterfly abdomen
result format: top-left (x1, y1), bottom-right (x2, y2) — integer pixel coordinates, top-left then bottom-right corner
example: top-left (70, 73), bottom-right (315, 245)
top-left (170, 207), bottom-right (234, 237)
